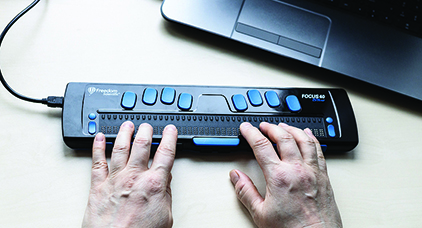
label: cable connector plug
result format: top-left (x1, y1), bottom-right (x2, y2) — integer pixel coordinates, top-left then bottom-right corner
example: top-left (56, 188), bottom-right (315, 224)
top-left (43, 96), bottom-right (64, 108)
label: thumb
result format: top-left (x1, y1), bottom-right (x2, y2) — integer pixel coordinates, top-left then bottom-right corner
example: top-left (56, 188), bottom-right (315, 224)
top-left (230, 169), bottom-right (263, 215)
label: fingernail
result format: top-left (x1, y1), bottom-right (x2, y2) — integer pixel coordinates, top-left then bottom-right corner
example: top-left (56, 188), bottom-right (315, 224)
top-left (95, 133), bottom-right (105, 142)
top-left (304, 128), bottom-right (314, 137)
top-left (279, 123), bottom-right (289, 128)
top-left (240, 122), bottom-right (252, 129)
top-left (230, 170), bottom-right (240, 185)
top-left (165, 124), bottom-right (177, 132)
top-left (122, 121), bottom-right (133, 128)
top-left (259, 122), bottom-right (269, 127)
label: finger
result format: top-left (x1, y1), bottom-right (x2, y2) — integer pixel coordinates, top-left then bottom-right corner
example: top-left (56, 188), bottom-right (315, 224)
top-left (127, 123), bottom-right (153, 170)
top-left (150, 125), bottom-right (178, 175)
top-left (305, 128), bottom-right (328, 173)
top-left (259, 122), bottom-right (303, 163)
top-left (110, 121), bottom-right (135, 175)
top-left (279, 124), bottom-right (318, 165)
top-left (230, 169), bottom-right (263, 217)
top-left (240, 122), bottom-right (280, 175)
top-left (91, 133), bottom-right (108, 187)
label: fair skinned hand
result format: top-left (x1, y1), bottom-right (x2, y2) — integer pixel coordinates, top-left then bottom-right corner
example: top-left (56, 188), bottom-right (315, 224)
top-left (82, 121), bottom-right (178, 228)
top-left (230, 122), bottom-right (342, 228)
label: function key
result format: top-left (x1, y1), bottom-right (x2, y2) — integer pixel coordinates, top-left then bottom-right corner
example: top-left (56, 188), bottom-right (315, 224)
top-left (88, 121), bottom-right (96, 135)
top-left (161, 87), bottom-right (176, 104)
top-left (265, 91), bottom-right (281, 107)
top-left (178, 93), bottom-right (193, 111)
top-left (121, 91), bottom-right (137, 110)
top-left (143, 88), bottom-right (158, 105)
top-left (286, 95), bottom-right (302, 112)
top-left (232, 94), bottom-right (248, 111)
top-left (247, 90), bottom-right (263, 106)
top-left (327, 125), bottom-right (336, 137)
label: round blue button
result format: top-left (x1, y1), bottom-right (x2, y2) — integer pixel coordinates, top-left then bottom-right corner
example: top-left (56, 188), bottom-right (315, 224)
top-left (88, 113), bottom-right (97, 120)
top-left (326, 117), bottom-right (333, 123)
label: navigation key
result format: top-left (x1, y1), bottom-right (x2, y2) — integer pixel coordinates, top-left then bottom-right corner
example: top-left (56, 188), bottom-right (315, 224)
top-left (121, 91), bottom-right (137, 110)
top-left (286, 95), bottom-right (301, 112)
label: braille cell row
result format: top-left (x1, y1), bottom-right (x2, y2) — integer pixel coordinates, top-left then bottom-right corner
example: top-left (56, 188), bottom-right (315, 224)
top-left (100, 113), bottom-right (321, 124)
top-left (100, 125), bottom-right (240, 136)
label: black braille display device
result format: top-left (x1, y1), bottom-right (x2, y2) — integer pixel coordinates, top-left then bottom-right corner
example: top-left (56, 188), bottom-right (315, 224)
top-left (62, 82), bottom-right (358, 152)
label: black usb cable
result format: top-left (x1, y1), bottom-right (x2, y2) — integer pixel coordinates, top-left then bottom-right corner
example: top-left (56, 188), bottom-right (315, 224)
top-left (0, 0), bottom-right (63, 108)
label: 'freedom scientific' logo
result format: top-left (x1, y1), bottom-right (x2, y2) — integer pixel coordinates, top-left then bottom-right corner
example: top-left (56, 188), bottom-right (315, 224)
top-left (87, 87), bottom-right (120, 96)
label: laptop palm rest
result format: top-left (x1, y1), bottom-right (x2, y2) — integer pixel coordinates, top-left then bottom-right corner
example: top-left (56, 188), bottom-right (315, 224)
top-left (233, 0), bottom-right (331, 58)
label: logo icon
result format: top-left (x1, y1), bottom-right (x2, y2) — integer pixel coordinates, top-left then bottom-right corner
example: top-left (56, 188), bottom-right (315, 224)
top-left (87, 87), bottom-right (96, 95)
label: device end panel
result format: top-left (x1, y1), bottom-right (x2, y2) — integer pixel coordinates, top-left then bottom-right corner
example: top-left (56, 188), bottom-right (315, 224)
top-left (328, 89), bottom-right (359, 152)
top-left (62, 83), bottom-right (90, 149)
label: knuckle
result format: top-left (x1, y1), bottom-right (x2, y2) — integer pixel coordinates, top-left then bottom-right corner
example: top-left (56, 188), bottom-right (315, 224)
top-left (235, 181), bottom-right (247, 197)
top-left (270, 163), bottom-right (316, 188)
top-left (269, 169), bottom-right (290, 187)
top-left (235, 182), bottom-right (255, 208)
top-left (250, 136), bottom-right (272, 151)
top-left (133, 135), bottom-right (151, 148)
top-left (92, 143), bottom-right (104, 151)
top-left (157, 144), bottom-right (175, 158)
top-left (112, 143), bottom-right (130, 154)
top-left (145, 175), bottom-right (166, 195)
top-left (303, 137), bottom-right (316, 148)
top-left (120, 173), bottom-right (137, 191)
top-left (277, 132), bottom-right (295, 143)
top-left (92, 160), bottom-right (108, 170)
top-left (318, 152), bottom-right (326, 161)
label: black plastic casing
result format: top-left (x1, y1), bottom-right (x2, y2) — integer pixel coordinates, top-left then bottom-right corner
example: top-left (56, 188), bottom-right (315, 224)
top-left (62, 82), bottom-right (358, 152)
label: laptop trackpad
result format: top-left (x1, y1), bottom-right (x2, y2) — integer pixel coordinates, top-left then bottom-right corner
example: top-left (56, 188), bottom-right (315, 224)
top-left (235, 0), bottom-right (331, 58)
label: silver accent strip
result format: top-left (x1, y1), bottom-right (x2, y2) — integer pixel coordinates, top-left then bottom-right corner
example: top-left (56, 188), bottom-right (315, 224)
top-left (328, 91), bottom-right (342, 138)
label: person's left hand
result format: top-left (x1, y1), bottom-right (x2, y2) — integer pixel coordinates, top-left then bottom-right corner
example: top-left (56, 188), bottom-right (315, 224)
top-left (82, 121), bottom-right (178, 228)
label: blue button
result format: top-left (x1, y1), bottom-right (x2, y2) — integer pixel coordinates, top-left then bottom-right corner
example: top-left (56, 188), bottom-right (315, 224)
top-left (121, 91), bottom-right (137, 109)
top-left (232, 94), bottom-right (248, 111)
top-left (247, 90), bottom-right (263, 106)
top-left (88, 121), bottom-right (96, 135)
top-left (178, 93), bottom-right (193, 111)
top-left (193, 137), bottom-right (240, 146)
top-left (327, 125), bottom-right (336, 137)
top-left (326, 117), bottom-right (333, 123)
top-left (88, 113), bottom-right (97, 120)
top-left (161, 87), bottom-right (176, 104)
top-left (286, 95), bottom-right (302, 112)
top-left (265, 91), bottom-right (280, 107)
top-left (143, 88), bottom-right (158, 105)
top-left (321, 144), bottom-right (328, 152)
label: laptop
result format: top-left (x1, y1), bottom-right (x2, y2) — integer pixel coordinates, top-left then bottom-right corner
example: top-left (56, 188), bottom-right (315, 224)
top-left (161, 0), bottom-right (422, 101)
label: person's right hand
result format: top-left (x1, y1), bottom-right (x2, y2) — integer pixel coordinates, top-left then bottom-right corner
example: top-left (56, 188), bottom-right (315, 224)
top-left (230, 122), bottom-right (342, 228)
